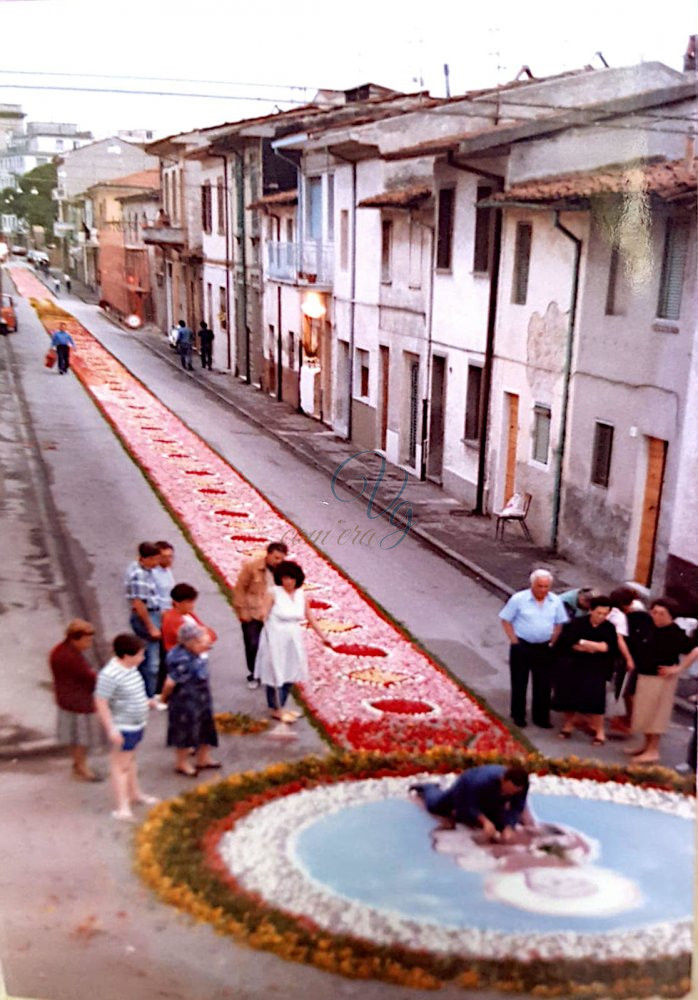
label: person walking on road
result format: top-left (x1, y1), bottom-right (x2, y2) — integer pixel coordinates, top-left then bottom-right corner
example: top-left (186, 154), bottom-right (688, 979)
top-left (49, 619), bottom-right (101, 781)
top-left (63, 272), bottom-right (72, 294)
top-left (94, 633), bottom-right (159, 821)
top-left (50, 321), bottom-right (75, 374)
top-left (52, 275), bottom-right (60, 295)
top-left (175, 319), bottom-right (194, 371)
top-left (198, 321), bottom-right (214, 370)
top-left (233, 541), bottom-right (288, 689)
top-left (124, 542), bottom-right (163, 697)
top-left (499, 569), bottom-right (568, 729)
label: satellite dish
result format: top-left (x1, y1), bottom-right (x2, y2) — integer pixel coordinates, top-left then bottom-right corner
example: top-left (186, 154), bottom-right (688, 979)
top-left (126, 314), bottom-right (142, 329)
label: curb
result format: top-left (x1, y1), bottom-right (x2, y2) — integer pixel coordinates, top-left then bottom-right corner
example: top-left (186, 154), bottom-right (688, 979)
top-left (130, 330), bottom-right (515, 601)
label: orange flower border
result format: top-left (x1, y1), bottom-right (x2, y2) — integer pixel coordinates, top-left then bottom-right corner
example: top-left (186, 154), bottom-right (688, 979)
top-left (135, 748), bottom-right (693, 997)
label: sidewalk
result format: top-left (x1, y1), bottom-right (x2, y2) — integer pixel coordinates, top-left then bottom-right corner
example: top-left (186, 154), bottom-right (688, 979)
top-left (132, 322), bottom-right (617, 601)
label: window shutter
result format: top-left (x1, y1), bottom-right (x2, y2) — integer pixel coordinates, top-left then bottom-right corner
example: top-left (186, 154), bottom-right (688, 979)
top-left (436, 188), bottom-right (454, 269)
top-left (464, 365), bottom-right (483, 440)
top-left (473, 185), bottom-right (492, 272)
top-left (657, 218), bottom-right (690, 320)
top-left (512, 222), bottom-right (532, 304)
top-left (591, 422), bottom-right (614, 488)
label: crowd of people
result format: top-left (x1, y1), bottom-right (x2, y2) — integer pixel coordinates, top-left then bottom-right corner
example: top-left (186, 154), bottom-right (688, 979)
top-left (499, 570), bottom-right (698, 764)
top-left (48, 540), bottom-right (332, 820)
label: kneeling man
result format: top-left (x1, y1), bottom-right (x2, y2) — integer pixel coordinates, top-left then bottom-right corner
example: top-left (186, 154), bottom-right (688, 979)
top-left (411, 764), bottom-right (535, 841)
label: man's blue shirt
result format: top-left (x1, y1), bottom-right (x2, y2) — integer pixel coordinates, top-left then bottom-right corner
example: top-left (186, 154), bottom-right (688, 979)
top-left (499, 588), bottom-right (568, 642)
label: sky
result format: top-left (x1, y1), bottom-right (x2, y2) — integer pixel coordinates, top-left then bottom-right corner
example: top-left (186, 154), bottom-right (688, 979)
top-left (0, 0), bottom-right (695, 139)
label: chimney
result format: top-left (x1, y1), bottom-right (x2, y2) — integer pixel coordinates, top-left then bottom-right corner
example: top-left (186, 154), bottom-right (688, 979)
top-left (684, 34), bottom-right (697, 72)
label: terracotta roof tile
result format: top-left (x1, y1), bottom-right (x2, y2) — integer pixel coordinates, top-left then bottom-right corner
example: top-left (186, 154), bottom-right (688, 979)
top-left (247, 189), bottom-right (298, 209)
top-left (493, 157), bottom-right (698, 204)
top-left (92, 168), bottom-right (160, 190)
top-left (358, 184), bottom-right (432, 209)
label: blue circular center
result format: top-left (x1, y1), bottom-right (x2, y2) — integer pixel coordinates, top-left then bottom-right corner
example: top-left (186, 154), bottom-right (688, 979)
top-left (294, 792), bottom-right (693, 933)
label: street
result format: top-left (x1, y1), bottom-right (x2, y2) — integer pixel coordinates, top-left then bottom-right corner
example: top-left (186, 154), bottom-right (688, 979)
top-left (0, 274), bottom-right (692, 1000)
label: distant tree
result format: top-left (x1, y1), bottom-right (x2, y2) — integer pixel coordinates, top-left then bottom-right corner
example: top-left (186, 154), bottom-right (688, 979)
top-left (1, 162), bottom-right (58, 240)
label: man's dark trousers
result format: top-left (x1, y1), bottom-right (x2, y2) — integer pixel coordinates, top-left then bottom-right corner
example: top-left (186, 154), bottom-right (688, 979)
top-left (509, 640), bottom-right (552, 726)
top-left (56, 344), bottom-right (70, 373)
top-left (200, 343), bottom-right (212, 369)
top-left (241, 619), bottom-right (264, 680)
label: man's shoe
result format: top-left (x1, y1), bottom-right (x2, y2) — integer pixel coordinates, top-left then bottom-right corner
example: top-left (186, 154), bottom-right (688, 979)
top-left (246, 677), bottom-right (260, 691)
top-left (534, 720), bottom-right (554, 729)
top-left (512, 718), bottom-right (527, 728)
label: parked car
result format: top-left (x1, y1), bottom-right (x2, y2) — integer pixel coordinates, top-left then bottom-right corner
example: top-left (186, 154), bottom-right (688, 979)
top-left (1, 293), bottom-right (17, 332)
top-left (10, 245), bottom-right (27, 257)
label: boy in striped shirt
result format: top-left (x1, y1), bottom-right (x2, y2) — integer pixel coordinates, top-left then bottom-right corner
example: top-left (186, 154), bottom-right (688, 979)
top-left (95, 634), bottom-right (159, 821)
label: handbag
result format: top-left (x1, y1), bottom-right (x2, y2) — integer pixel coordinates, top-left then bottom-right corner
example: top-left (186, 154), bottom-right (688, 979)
top-left (45, 348), bottom-right (57, 368)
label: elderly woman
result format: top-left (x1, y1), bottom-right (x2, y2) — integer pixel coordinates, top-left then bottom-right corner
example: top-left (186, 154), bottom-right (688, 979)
top-left (255, 560), bottom-right (331, 738)
top-left (162, 621), bottom-right (220, 776)
top-left (625, 597), bottom-right (698, 764)
top-left (49, 619), bottom-right (101, 781)
top-left (553, 596), bottom-right (618, 745)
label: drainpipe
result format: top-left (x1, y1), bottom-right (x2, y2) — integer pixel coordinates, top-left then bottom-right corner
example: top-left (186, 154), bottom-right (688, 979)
top-left (219, 154), bottom-right (232, 371)
top-left (445, 154), bottom-right (504, 514)
top-left (347, 160), bottom-right (357, 441)
top-left (416, 219), bottom-right (435, 481)
top-left (551, 211), bottom-right (583, 552)
top-left (234, 151), bottom-right (250, 383)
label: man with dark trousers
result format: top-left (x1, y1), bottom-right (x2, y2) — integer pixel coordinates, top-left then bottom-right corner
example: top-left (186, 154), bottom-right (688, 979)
top-left (198, 321), bottom-right (214, 370)
top-left (232, 541), bottom-right (288, 689)
top-left (499, 569), bottom-right (568, 729)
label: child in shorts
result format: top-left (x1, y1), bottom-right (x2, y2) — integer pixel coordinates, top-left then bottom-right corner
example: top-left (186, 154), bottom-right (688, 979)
top-left (94, 633), bottom-right (159, 821)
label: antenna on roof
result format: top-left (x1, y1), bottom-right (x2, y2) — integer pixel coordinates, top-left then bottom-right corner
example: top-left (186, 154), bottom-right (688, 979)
top-left (594, 51), bottom-right (610, 68)
top-left (443, 63), bottom-right (451, 98)
top-left (515, 66), bottom-right (535, 81)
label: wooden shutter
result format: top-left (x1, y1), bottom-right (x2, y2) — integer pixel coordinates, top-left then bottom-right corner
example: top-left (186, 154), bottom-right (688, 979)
top-left (512, 222), bottom-right (532, 304)
top-left (464, 365), bottom-right (483, 439)
top-left (657, 218), bottom-right (690, 320)
top-left (436, 188), bottom-right (454, 269)
top-left (473, 185), bottom-right (493, 272)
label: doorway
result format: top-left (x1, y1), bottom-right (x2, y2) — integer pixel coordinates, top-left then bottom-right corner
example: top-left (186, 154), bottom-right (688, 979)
top-left (427, 355), bottom-right (446, 482)
top-left (407, 357), bottom-right (420, 468)
top-left (504, 392), bottom-right (519, 503)
top-left (634, 436), bottom-right (668, 585)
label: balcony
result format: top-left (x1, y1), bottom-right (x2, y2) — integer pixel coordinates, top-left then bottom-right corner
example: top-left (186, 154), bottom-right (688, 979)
top-left (142, 224), bottom-right (185, 248)
top-left (266, 240), bottom-right (334, 287)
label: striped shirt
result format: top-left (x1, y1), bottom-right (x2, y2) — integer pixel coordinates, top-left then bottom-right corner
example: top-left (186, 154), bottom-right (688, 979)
top-left (95, 657), bottom-right (149, 731)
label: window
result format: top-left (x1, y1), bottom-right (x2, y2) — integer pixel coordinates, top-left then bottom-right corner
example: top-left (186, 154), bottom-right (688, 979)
top-left (532, 404), bottom-right (551, 464)
top-left (464, 365), bottom-right (483, 440)
top-left (473, 184), bottom-right (493, 272)
top-left (657, 217), bottom-right (690, 320)
top-left (339, 209), bottom-right (349, 270)
top-left (591, 422), bottom-right (614, 488)
top-left (201, 182), bottom-right (212, 234)
top-left (355, 348), bottom-right (369, 399)
top-left (218, 286), bottom-right (227, 331)
top-left (288, 331), bottom-right (295, 370)
top-left (285, 217), bottom-right (293, 243)
top-left (512, 221), bottom-right (532, 304)
top-left (436, 187), bottom-right (455, 269)
top-left (171, 172), bottom-right (179, 224)
top-left (206, 282), bottom-right (213, 326)
top-left (217, 177), bottom-right (225, 234)
top-left (306, 176), bottom-right (322, 240)
top-left (408, 220), bottom-right (422, 287)
top-left (605, 244), bottom-right (621, 315)
top-left (381, 219), bottom-right (392, 283)
top-left (326, 173), bottom-right (335, 241)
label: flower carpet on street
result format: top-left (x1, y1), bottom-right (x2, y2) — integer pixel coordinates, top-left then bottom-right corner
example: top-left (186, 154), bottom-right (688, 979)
top-left (135, 748), bottom-right (694, 997)
top-left (13, 269), bottom-right (523, 757)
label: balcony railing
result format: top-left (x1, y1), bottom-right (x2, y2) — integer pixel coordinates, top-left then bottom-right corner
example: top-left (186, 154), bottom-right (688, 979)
top-left (142, 224), bottom-right (185, 248)
top-left (266, 240), bottom-right (334, 286)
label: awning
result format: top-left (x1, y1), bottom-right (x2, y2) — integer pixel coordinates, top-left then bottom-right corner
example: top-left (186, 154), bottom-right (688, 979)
top-left (247, 189), bottom-right (298, 210)
top-left (358, 183), bottom-right (432, 210)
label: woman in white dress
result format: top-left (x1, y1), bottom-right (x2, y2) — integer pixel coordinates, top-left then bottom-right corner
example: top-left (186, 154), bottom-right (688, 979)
top-left (254, 561), bottom-right (331, 735)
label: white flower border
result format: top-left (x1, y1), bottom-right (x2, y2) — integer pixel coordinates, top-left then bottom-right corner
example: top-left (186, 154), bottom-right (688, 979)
top-left (217, 774), bottom-right (693, 964)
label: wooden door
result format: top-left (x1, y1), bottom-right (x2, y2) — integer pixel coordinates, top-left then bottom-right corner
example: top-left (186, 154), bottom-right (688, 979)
top-left (379, 345), bottom-right (389, 450)
top-left (427, 355), bottom-right (446, 482)
top-left (504, 392), bottom-right (519, 503)
top-left (634, 437), bottom-right (668, 585)
top-left (408, 360), bottom-right (419, 466)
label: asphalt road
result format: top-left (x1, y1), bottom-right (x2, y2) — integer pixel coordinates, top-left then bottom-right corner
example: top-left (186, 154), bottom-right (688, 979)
top-left (0, 273), bottom-right (691, 1000)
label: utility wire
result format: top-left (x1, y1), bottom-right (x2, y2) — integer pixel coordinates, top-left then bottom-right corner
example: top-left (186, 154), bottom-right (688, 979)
top-left (0, 83), bottom-right (310, 104)
top-left (0, 68), bottom-right (318, 92)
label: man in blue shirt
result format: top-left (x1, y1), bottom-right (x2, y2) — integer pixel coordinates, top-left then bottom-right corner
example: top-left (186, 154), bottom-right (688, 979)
top-left (499, 569), bottom-right (568, 729)
top-left (124, 542), bottom-right (163, 696)
top-left (411, 765), bottom-right (534, 841)
top-left (50, 322), bottom-right (76, 374)
top-left (175, 320), bottom-right (194, 371)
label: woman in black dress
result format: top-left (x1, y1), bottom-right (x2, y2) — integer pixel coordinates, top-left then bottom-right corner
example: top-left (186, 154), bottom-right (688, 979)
top-left (554, 596), bottom-right (617, 745)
